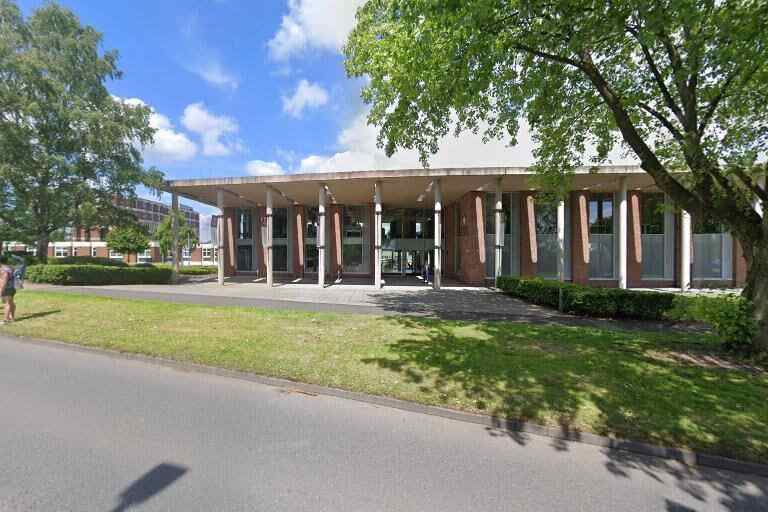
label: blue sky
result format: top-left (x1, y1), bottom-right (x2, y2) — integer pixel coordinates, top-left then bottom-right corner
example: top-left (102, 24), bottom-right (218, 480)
top-left (18, 0), bottom-right (629, 229)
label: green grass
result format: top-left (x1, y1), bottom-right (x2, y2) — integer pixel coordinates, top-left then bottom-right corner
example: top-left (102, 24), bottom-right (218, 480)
top-left (4, 290), bottom-right (768, 463)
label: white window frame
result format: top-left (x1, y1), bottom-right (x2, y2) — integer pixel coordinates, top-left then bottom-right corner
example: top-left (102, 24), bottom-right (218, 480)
top-left (91, 247), bottom-right (98, 257)
top-left (109, 249), bottom-right (123, 260)
top-left (54, 246), bottom-right (69, 258)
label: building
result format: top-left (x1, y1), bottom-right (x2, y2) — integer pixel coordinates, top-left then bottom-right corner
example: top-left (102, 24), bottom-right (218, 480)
top-left (3, 196), bottom-right (212, 266)
top-left (167, 165), bottom-right (756, 289)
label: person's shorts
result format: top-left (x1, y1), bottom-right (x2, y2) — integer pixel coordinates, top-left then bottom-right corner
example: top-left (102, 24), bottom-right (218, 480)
top-left (1, 289), bottom-right (16, 301)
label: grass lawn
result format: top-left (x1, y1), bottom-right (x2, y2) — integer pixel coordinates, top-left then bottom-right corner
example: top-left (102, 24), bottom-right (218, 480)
top-left (4, 290), bottom-right (767, 464)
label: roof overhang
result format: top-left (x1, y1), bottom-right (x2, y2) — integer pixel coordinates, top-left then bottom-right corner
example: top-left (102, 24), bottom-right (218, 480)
top-left (166, 165), bottom-right (656, 209)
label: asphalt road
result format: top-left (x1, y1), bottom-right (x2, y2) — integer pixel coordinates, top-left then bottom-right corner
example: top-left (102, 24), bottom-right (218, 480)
top-left (1, 336), bottom-right (765, 511)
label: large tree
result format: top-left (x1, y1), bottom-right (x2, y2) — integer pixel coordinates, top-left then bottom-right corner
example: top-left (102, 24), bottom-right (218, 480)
top-left (156, 210), bottom-right (199, 264)
top-left (0, 1), bottom-right (162, 261)
top-left (345, 0), bottom-right (768, 349)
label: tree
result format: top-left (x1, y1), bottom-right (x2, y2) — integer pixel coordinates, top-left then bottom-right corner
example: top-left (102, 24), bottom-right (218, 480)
top-left (0, 1), bottom-right (163, 262)
top-left (345, 0), bottom-right (768, 350)
top-left (106, 226), bottom-right (149, 262)
top-left (156, 210), bottom-right (199, 264)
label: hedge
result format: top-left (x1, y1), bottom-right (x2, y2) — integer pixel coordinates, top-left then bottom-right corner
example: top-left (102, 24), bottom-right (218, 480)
top-left (26, 264), bottom-right (173, 285)
top-left (46, 256), bottom-right (127, 267)
top-left (154, 264), bottom-right (218, 275)
top-left (496, 276), bottom-right (758, 349)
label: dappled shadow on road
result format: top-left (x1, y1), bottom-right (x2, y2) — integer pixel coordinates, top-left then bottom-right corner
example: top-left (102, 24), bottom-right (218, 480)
top-left (362, 315), bottom-right (768, 510)
top-left (110, 463), bottom-right (188, 512)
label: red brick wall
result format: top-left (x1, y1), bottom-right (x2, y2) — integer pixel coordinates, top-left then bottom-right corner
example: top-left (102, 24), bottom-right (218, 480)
top-left (627, 191), bottom-right (643, 288)
top-left (455, 192), bottom-right (486, 285)
top-left (255, 207), bottom-right (267, 276)
top-left (733, 238), bottom-right (748, 287)
top-left (520, 192), bottom-right (537, 278)
top-left (571, 191), bottom-right (590, 285)
top-left (293, 206), bottom-right (305, 276)
top-left (328, 206), bottom-right (343, 279)
top-left (443, 203), bottom-right (456, 275)
top-left (190, 247), bottom-right (202, 264)
top-left (223, 207), bottom-right (236, 276)
top-left (151, 247), bottom-right (161, 263)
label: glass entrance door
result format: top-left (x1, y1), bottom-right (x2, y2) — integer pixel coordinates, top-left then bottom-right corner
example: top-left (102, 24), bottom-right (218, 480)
top-left (237, 245), bottom-right (253, 271)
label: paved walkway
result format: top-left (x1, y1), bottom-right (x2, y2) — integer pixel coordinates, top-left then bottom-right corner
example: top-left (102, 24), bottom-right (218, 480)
top-left (28, 277), bottom-right (707, 332)
top-left (2, 336), bottom-right (764, 511)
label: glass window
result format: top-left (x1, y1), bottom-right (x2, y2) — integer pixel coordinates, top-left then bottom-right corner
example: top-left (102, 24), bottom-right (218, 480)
top-left (343, 206), bottom-right (369, 273)
top-left (273, 244), bottom-right (288, 271)
top-left (589, 194), bottom-right (614, 234)
top-left (55, 246), bottom-right (69, 258)
top-left (237, 208), bottom-right (252, 240)
top-left (641, 194), bottom-right (665, 235)
top-left (91, 247), bottom-right (98, 257)
top-left (202, 247), bottom-right (212, 259)
top-left (305, 208), bottom-right (319, 238)
top-left (109, 249), bottom-right (123, 259)
top-left (535, 199), bottom-right (558, 277)
top-left (274, 208), bottom-right (288, 239)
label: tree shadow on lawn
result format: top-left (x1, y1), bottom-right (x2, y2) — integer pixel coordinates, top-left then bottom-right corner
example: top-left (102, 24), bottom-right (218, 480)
top-left (362, 316), bottom-right (768, 510)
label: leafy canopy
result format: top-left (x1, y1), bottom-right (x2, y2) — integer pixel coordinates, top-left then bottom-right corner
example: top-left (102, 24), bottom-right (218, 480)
top-left (345, 0), bottom-right (767, 243)
top-left (0, 0), bottom-right (163, 250)
top-left (156, 210), bottom-right (199, 261)
top-left (106, 226), bottom-right (150, 256)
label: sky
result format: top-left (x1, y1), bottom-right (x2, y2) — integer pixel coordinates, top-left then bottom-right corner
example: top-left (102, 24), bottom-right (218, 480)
top-left (18, 0), bottom-right (633, 239)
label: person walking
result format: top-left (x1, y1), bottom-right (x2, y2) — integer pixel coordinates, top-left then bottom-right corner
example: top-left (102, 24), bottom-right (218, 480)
top-left (0, 254), bottom-right (17, 325)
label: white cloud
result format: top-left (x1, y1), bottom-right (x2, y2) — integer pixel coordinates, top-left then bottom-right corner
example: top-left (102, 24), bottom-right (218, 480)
top-left (295, 112), bottom-right (639, 173)
top-left (116, 97), bottom-right (198, 163)
top-left (268, 0), bottom-right (366, 61)
top-left (245, 160), bottom-right (286, 176)
top-left (282, 79), bottom-right (329, 118)
top-left (181, 102), bottom-right (242, 157)
top-left (187, 58), bottom-right (239, 90)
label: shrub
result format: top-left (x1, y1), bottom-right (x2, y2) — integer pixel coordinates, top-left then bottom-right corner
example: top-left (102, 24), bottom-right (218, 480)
top-left (46, 256), bottom-right (127, 267)
top-left (178, 265), bottom-right (218, 275)
top-left (669, 294), bottom-right (758, 350)
top-left (26, 264), bottom-right (172, 285)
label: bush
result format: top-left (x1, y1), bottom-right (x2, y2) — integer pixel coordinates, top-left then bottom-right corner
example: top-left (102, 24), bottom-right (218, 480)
top-left (497, 276), bottom-right (759, 349)
top-left (669, 294), bottom-right (758, 350)
top-left (46, 256), bottom-right (127, 267)
top-left (155, 264), bottom-right (218, 275)
top-left (26, 264), bottom-right (172, 285)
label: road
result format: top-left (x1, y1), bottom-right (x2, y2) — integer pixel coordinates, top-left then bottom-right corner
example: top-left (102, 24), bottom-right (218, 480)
top-left (0, 335), bottom-right (765, 511)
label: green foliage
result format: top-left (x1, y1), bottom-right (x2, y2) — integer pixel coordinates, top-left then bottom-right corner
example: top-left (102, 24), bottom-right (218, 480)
top-left (0, 1), bottom-right (164, 256)
top-left (346, 1), bottom-right (768, 346)
top-left (155, 210), bottom-right (199, 261)
top-left (669, 295), bottom-right (759, 351)
top-left (498, 276), bottom-right (759, 349)
top-left (26, 264), bottom-right (172, 285)
top-left (106, 226), bottom-right (149, 257)
top-left (46, 256), bottom-right (127, 267)
top-left (179, 265), bottom-right (217, 275)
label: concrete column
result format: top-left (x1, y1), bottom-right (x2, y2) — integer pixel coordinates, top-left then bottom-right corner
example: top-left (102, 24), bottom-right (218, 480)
top-left (618, 178), bottom-right (628, 289)
top-left (171, 193), bottom-right (180, 277)
top-left (318, 186), bottom-right (326, 288)
top-left (494, 178), bottom-right (503, 284)
top-left (266, 189), bottom-right (274, 287)
top-left (294, 206), bottom-right (305, 277)
top-left (557, 199), bottom-right (566, 282)
top-left (681, 210), bottom-right (692, 291)
top-left (216, 190), bottom-right (225, 286)
top-left (374, 182), bottom-right (382, 288)
top-left (434, 179), bottom-right (442, 290)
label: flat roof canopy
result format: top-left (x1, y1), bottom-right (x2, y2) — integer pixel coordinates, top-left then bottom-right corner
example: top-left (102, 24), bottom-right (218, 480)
top-left (167, 165), bottom-right (657, 209)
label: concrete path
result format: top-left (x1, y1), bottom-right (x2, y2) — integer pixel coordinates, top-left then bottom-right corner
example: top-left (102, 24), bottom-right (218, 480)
top-left (1, 335), bottom-right (764, 511)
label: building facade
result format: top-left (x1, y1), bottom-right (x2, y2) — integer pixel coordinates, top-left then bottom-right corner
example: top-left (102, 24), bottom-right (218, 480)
top-left (167, 166), bottom-right (755, 289)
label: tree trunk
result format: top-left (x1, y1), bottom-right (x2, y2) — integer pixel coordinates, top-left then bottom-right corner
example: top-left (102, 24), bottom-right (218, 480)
top-left (743, 240), bottom-right (768, 352)
top-left (36, 237), bottom-right (49, 263)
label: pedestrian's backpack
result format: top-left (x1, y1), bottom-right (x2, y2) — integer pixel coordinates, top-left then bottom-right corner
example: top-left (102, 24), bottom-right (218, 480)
top-left (11, 257), bottom-right (26, 290)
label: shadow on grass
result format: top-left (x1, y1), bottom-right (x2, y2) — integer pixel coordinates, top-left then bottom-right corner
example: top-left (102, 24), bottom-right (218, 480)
top-left (12, 310), bottom-right (61, 322)
top-left (363, 316), bottom-right (768, 510)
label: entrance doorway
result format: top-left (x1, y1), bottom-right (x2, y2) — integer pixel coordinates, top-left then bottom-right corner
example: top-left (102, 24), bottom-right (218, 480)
top-left (237, 245), bottom-right (253, 271)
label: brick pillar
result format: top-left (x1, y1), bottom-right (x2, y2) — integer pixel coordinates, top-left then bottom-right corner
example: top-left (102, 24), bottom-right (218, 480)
top-left (328, 206), bottom-right (344, 280)
top-left (456, 192), bottom-right (486, 284)
top-left (151, 247), bottom-right (161, 263)
top-left (223, 207), bottom-right (237, 276)
top-left (571, 191), bottom-right (590, 285)
top-left (627, 190), bottom-right (643, 287)
top-left (520, 192), bottom-right (537, 277)
top-left (734, 238), bottom-right (748, 287)
top-left (444, 204), bottom-right (455, 275)
top-left (293, 206), bottom-right (305, 277)
top-left (255, 206), bottom-right (267, 276)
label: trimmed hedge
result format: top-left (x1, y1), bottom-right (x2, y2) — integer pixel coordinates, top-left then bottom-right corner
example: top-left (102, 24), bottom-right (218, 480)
top-left (498, 276), bottom-right (683, 321)
top-left (154, 264), bottom-right (218, 275)
top-left (496, 276), bottom-right (758, 348)
top-left (46, 256), bottom-right (127, 267)
top-left (26, 264), bottom-right (173, 285)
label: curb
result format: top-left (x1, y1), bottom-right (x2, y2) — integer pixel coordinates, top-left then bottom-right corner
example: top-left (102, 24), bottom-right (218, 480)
top-left (6, 334), bottom-right (768, 478)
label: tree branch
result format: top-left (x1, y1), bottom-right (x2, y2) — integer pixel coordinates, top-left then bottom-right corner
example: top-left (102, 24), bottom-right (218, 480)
top-left (637, 101), bottom-right (684, 142)
top-left (510, 43), bottom-right (585, 70)
top-left (698, 64), bottom-right (761, 135)
top-left (732, 166), bottom-right (768, 202)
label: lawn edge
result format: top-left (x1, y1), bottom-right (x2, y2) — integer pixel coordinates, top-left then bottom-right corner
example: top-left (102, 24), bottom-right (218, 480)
top-left (5, 332), bottom-right (767, 478)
